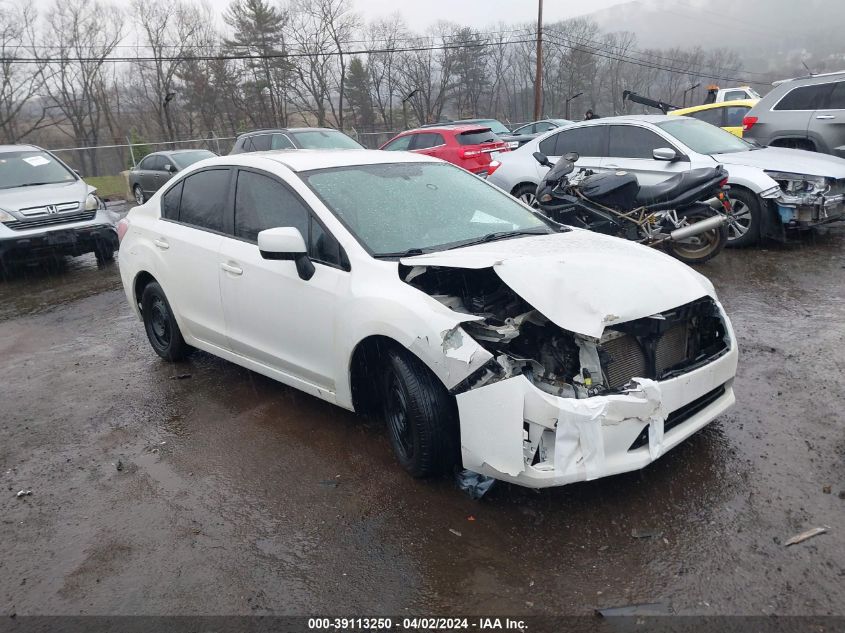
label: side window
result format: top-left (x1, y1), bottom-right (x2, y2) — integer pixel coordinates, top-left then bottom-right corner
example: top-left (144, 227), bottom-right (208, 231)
top-left (688, 108), bottom-right (723, 126)
top-left (724, 106), bottom-right (750, 127)
top-left (538, 132), bottom-right (559, 156)
top-left (723, 91), bottom-right (745, 102)
top-left (234, 170), bottom-right (309, 242)
top-left (412, 133), bottom-right (444, 150)
top-left (383, 135), bottom-right (413, 151)
top-left (161, 181), bottom-right (183, 220)
top-left (247, 134), bottom-right (272, 152)
top-left (535, 122), bottom-right (553, 133)
top-left (271, 134), bottom-right (295, 150)
top-left (608, 125), bottom-right (670, 159)
top-left (774, 83), bottom-right (835, 111)
top-left (178, 169), bottom-right (229, 232)
top-left (825, 81), bottom-right (845, 110)
top-left (139, 155), bottom-right (155, 170)
top-left (150, 155), bottom-right (167, 171)
top-left (550, 125), bottom-right (608, 157)
top-left (309, 219), bottom-right (345, 268)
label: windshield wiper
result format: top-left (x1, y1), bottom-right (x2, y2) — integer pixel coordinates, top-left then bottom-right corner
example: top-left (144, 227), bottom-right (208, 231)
top-left (445, 228), bottom-right (550, 250)
top-left (18, 181), bottom-right (60, 187)
top-left (372, 248), bottom-right (426, 259)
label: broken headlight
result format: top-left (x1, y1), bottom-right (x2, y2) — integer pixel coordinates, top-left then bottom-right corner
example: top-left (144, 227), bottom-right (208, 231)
top-left (764, 171), bottom-right (829, 205)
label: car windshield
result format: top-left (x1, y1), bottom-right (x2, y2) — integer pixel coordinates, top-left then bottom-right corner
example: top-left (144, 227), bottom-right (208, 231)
top-left (0, 150), bottom-right (77, 189)
top-left (171, 150), bottom-right (216, 168)
top-left (657, 117), bottom-right (753, 155)
top-left (302, 162), bottom-right (552, 256)
top-left (288, 130), bottom-right (363, 150)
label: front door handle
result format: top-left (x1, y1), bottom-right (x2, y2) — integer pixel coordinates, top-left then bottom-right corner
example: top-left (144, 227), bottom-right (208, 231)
top-left (816, 115), bottom-right (836, 120)
top-left (153, 238), bottom-right (169, 250)
top-left (220, 262), bottom-right (243, 276)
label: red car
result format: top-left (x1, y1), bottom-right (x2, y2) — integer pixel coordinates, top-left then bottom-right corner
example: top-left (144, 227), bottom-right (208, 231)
top-left (379, 125), bottom-right (509, 175)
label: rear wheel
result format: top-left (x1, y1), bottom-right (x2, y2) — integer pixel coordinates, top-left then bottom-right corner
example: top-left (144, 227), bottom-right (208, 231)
top-left (381, 349), bottom-right (459, 478)
top-left (664, 208), bottom-right (728, 265)
top-left (141, 281), bottom-right (192, 361)
top-left (512, 183), bottom-right (539, 208)
top-left (726, 188), bottom-right (762, 247)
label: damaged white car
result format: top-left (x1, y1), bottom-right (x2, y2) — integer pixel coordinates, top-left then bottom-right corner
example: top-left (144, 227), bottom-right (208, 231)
top-left (118, 150), bottom-right (738, 489)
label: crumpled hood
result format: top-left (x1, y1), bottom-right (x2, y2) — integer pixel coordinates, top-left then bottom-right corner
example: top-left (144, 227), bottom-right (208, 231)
top-left (713, 147), bottom-right (845, 179)
top-left (401, 231), bottom-right (714, 339)
top-left (0, 180), bottom-right (90, 211)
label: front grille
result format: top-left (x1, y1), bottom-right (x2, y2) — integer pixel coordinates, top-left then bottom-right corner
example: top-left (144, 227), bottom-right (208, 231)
top-left (18, 201), bottom-right (80, 217)
top-left (4, 210), bottom-right (97, 231)
top-left (599, 297), bottom-right (728, 390)
top-left (628, 384), bottom-right (727, 451)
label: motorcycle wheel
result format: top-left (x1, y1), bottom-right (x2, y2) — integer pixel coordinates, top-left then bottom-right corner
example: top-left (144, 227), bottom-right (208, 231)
top-left (664, 209), bottom-right (728, 265)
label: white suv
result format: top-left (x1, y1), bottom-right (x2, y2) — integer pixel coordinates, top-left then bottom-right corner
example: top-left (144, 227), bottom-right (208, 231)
top-left (0, 144), bottom-right (117, 267)
top-left (119, 149), bottom-right (738, 489)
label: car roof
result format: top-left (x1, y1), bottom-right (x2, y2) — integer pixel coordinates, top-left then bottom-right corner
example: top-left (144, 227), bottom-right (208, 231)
top-left (147, 148), bottom-right (215, 156)
top-left (236, 127), bottom-right (340, 138)
top-left (772, 69), bottom-right (845, 86)
top-left (669, 99), bottom-right (759, 116)
top-left (566, 114), bottom-right (675, 125)
top-left (205, 148), bottom-right (441, 173)
top-left (0, 144), bottom-right (43, 153)
top-left (402, 124), bottom-right (489, 134)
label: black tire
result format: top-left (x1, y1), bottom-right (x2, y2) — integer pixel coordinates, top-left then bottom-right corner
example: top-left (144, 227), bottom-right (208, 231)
top-left (94, 240), bottom-right (115, 264)
top-left (726, 187), bottom-right (762, 247)
top-left (141, 281), bottom-right (192, 361)
top-left (381, 348), bottom-right (459, 478)
top-left (512, 183), bottom-right (539, 208)
top-left (664, 208), bottom-right (728, 265)
top-left (133, 184), bottom-right (145, 205)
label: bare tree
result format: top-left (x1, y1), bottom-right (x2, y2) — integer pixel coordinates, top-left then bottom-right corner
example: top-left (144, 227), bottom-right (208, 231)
top-left (0, 0), bottom-right (51, 143)
top-left (365, 16), bottom-right (406, 129)
top-left (42, 0), bottom-right (122, 175)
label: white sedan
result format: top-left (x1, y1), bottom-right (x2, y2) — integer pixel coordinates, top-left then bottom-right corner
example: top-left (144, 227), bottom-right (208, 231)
top-left (487, 115), bottom-right (845, 246)
top-left (118, 149), bottom-right (738, 489)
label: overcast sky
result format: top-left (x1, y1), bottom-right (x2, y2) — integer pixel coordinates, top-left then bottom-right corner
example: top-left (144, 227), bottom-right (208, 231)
top-left (200, 0), bottom-right (632, 29)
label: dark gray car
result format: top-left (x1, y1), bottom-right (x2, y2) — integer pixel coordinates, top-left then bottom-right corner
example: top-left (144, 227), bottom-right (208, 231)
top-left (128, 149), bottom-right (216, 204)
top-left (744, 71), bottom-right (845, 157)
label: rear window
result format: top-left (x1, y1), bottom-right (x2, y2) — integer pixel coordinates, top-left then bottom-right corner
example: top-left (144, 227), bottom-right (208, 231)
top-left (456, 129), bottom-right (498, 146)
top-left (171, 150), bottom-right (216, 169)
top-left (288, 130), bottom-right (363, 149)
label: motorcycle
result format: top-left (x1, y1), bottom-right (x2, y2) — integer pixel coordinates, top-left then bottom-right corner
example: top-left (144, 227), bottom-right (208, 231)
top-left (532, 151), bottom-right (733, 265)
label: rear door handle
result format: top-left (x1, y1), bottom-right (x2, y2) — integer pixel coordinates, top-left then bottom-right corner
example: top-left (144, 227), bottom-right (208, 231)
top-left (816, 115), bottom-right (836, 120)
top-left (153, 238), bottom-right (169, 250)
top-left (220, 262), bottom-right (243, 276)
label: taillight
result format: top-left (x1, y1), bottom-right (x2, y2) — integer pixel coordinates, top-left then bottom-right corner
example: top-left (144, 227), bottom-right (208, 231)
top-left (486, 160), bottom-right (502, 177)
top-left (742, 116), bottom-right (758, 132)
top-left (117, 217), bottom-right (129, 243)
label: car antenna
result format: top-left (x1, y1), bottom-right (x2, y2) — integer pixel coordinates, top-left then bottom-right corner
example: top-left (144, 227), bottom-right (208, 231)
top-left (802, 62), bottom-right (816, 77)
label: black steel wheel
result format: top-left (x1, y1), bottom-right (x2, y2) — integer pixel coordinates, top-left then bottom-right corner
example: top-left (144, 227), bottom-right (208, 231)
top-left (381, 348), bottom-right (459, 478)
top-left (141, 281), bottom-right (192, 361)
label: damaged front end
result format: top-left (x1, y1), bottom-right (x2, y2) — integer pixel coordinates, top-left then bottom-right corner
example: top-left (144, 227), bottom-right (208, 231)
top-left (762, 171), bottom-right (845, 227)
top-left (403, 263), bottom-right (738, 488)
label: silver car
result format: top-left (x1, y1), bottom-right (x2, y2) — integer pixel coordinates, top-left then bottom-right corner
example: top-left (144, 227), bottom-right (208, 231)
top-left (744, 71), bottom-right (845, 157)
top-left (128, 149), bottom-right (216, 205)
top-left (487, 115), bottom-right (845, 246)
top-left (0, 145), bottom-right (118, 267)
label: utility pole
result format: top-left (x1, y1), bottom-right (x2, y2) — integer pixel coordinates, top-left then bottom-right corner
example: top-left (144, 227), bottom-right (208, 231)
top-left (533, 0), bottom-right (543, 121)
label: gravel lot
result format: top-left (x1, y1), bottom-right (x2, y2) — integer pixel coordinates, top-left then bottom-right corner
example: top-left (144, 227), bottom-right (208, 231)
top-left (1, 228), bottom-right (844, 618)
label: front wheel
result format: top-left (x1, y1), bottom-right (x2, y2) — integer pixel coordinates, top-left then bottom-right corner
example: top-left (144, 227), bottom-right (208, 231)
top-left (664, 209), bottom-right (728, 265)
top-left (133, 185), bottom-right (145, 205)
top-left (726, 188), bottom-right (762, 247)
top-left (381, 349), bottom-right (459, 478)
top-left (512, 183), bottom-right (539, 208)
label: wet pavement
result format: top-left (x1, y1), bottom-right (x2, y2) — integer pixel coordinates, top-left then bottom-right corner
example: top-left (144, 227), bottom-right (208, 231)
top-left (1, 229), bottom-right (843, 618)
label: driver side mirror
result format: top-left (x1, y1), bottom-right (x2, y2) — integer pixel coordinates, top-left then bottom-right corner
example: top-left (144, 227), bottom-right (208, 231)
top-left (562, 151), bottom-right (580, 163)
top-left (653, 147), bottom-right (677, 161)
top-left (164, 163), bottom-right (177, 173)
top-left (258, 227), bottom-right (315, 280)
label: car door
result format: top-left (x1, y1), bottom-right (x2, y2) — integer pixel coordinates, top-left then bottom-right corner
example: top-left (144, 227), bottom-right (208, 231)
top-left (149, 155), bottom-right (169, 193)
top-left (536, 125), bottom-right (608, 176)
top-left (381, 134), bottom-right (413, 151)
top-left (155, 168), bottom-right (231, 349)
top-left (137, 155), bottom-right (157, 195)
top-left (604, 124), bottom-right (689, 185)
top-left (809, 80), bottom-right (845, 156)
top-left (218, 168), bottom-right (348, 391)
top-left (159, 154), bottom-right (178, 187)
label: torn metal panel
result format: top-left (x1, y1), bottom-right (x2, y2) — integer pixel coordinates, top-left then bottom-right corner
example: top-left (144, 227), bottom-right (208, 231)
top-left (402, 232), bottom-right (714, 339)
top-left (409, 326), bottom-right (493, 391)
